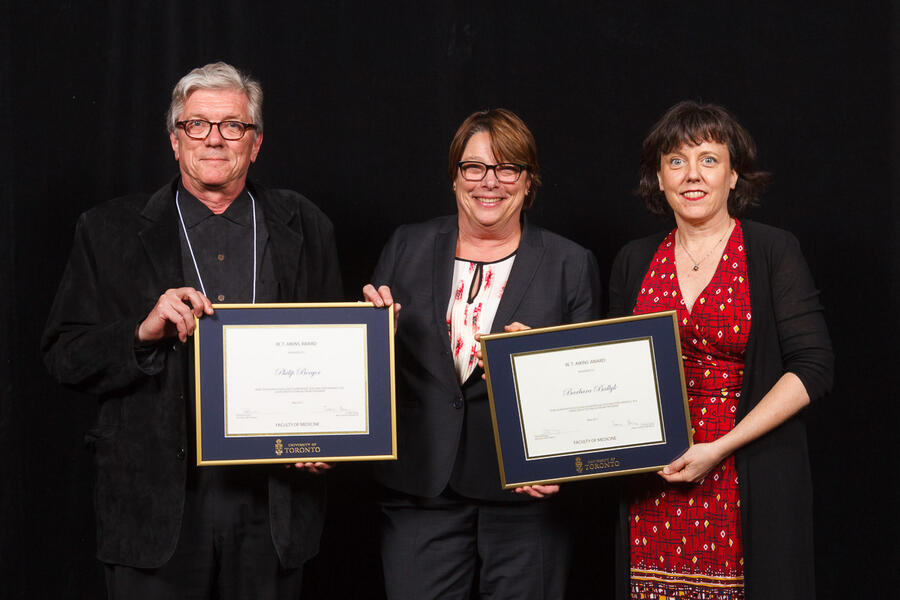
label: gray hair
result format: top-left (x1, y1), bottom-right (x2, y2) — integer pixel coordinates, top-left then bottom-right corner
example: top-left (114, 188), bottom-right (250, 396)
top-left (166, 61), bottom-right (263, 136)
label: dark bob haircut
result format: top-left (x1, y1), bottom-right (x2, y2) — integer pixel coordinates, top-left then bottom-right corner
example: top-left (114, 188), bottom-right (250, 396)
top-left (638, 100), bottom-right (770, 217)
top-left (448, 108), bottom-right (541, 209)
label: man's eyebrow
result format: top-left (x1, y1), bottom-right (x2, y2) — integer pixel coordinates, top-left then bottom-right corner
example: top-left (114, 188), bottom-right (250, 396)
top-left (182, 114), bottom-right (246, 121)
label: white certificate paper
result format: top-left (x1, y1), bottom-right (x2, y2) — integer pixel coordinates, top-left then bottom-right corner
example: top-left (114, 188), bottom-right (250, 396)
top-left (511, 338), bottom-right (664, 459)
top-left (222, 325), bottom-right (368, 437)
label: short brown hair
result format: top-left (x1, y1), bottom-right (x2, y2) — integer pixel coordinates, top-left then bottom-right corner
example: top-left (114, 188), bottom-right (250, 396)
top-left (448, 108), bottom-right (541, 209)
top-left (638, 101), bottom-right (769, 217)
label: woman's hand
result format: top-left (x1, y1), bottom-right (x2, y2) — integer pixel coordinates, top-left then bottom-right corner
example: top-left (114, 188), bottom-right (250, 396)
top-left (291, 462), bottom-right (332, 474)
top-left (362, 284), bottom-right (401, 331)
top-left (658, 442), bottom-right (726, 484)
top-left (659, 373), bottom-right (813, 484)
top-left (514, 484), bottom-right (559, 498)
top-left (475, 322), bottom-right (531, 377)
top-left (503, 322), bottom-right (531, 333)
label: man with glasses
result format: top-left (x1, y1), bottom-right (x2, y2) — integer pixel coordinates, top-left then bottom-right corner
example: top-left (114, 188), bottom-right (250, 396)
top-left (42, 62), bottom-right (342, 599)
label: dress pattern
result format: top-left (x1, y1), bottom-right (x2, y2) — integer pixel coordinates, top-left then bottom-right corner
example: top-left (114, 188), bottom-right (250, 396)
top-left (446, 254), bottom-right (515, 383)
top-left (629, 223), bottom-right (751, 599)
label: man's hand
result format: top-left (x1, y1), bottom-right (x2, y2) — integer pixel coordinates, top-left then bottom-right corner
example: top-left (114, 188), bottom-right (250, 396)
top-left (136, 287), bottom-right (214, 344)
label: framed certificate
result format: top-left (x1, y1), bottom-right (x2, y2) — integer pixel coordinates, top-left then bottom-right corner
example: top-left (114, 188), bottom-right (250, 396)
top-left (193, 303), bottom-right (396, 465)
top-left (481, 311), bottom-right (691, 488)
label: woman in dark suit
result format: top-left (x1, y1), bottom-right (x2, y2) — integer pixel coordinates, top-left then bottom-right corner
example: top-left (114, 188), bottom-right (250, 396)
top-left (363, 108), bottom-right (601, 600)
top-left (609, 101), bottom-right (833, 599)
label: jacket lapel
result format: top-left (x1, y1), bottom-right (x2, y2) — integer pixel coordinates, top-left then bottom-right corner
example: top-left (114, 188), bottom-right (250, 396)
top-left (256, 186), bottom-right (304, 300)
top-left (431, 219), bottom-right (457, 347)
top-left (491, 218), bottom-right (544, 332)
top-left (138, 181), bottom-right (184, 293)
top-left (136, 179), bottom-right (303, 302)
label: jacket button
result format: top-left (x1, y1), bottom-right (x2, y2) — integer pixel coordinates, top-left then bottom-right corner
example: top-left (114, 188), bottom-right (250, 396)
top-left (451, 396), bottom-right (463, 409)
top-left (176, 447), bottom-right (186, 460)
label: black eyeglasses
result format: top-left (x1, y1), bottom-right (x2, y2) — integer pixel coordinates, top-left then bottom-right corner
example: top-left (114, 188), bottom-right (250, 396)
top-left (457, 161), bottom-right (528, 183)
top-left (176, 120), bottom-right (257, 140)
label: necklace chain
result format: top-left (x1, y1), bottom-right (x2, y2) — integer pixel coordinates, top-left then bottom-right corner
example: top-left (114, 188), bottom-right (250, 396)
top-left (176, 190), bottom-right (257, 303)
top-left (678, 220), bottom-right (732, 272)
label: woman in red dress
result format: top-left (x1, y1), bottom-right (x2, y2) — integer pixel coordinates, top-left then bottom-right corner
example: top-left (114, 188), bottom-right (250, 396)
top-left (609, 101), bottom-right (833, 600)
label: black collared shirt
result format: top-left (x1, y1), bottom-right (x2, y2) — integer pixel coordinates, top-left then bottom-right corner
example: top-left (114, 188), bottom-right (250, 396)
top-left (176, 181), bottom-right (278, 303)
top-left (175, 182), bottom-right (278, 490)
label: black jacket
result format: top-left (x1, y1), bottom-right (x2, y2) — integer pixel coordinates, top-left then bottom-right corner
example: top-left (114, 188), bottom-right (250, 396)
top-left (371, 215), bottom-right (602, 501)
top-left (609, 220), bottom-right (834, 600)
top-left (41, 179), bottom-right (343, 568)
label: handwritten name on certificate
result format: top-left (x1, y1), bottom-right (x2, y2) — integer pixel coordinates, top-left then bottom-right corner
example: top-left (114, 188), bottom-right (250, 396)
top-left (222, 325), bottom-right (368, 437)
top-left (511, 338), bottom-right (664, 459)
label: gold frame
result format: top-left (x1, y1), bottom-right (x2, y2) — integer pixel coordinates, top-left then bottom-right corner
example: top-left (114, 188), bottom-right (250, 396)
top-left (481, 310), bottom-right (691, 488)
top-left (194, 302), bottom-right (396, 465)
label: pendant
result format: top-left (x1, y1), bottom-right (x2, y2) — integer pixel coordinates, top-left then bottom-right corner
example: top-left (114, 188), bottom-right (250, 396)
top-left (692, 264), bottom-right (700, 271)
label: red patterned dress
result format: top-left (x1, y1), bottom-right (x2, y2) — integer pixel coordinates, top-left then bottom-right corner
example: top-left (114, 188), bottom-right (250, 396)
top-left (629, 222), bottom-right (751, 599)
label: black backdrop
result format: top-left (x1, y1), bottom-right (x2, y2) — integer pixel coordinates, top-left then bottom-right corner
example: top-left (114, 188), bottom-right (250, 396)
top-left (2, 2), bottom-right (898, 598)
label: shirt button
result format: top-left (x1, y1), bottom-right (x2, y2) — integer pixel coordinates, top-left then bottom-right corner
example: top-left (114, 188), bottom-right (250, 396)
top-left (217, 253), bottom-right (225, 261)
top-left (176, 447), bottom-right (186, 460)
top-left (217, 294), bottom-right (225, 302)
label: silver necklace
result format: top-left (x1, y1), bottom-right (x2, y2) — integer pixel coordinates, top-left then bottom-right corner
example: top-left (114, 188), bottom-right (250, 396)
top-left (677, 221), bottom-right (732, 272)
top-left (175, 190), bottom-right (257, 303)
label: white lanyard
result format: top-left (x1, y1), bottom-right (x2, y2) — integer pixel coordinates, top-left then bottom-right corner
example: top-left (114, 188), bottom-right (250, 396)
top-left (175, 189), bottom-right (257, 303)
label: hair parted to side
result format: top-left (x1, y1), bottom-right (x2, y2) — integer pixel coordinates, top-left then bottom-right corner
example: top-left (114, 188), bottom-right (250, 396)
top-left (638, 100), bottom-right (770, 217)
top-left (448, 108), bottom-right (541, 209)
top-left (167, 62), bottom-right (264, 136)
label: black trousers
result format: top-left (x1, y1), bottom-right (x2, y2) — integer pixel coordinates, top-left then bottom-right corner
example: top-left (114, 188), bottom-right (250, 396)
top-left (104, 467), bottom-right (303, 600)
top-left (380, 488), bottom-right (571, 600)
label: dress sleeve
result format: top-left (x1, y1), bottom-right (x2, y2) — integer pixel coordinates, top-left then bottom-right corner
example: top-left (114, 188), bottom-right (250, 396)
top-left (770, 232), bottom-right (834, 401)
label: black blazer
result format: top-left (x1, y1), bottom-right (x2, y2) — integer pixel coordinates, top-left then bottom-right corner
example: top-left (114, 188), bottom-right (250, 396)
top-left (372, 215), bottom-right (602, 501)
top-left (609, 220), bottom-right (833, 600)
top-left (41, 179), bottom-right (343, 568)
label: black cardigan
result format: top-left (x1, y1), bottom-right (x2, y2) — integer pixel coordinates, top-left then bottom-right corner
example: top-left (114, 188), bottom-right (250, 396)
top-left (608, 220), bottom-right (833, 600)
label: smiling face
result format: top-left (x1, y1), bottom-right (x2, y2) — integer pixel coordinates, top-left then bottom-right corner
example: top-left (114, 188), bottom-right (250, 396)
top-left (454, 131), bottom-right (530, 237)
top-left (657, 140), bottom-right (738, 227)
top-left (169, 88), bottom-right (263, 202)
